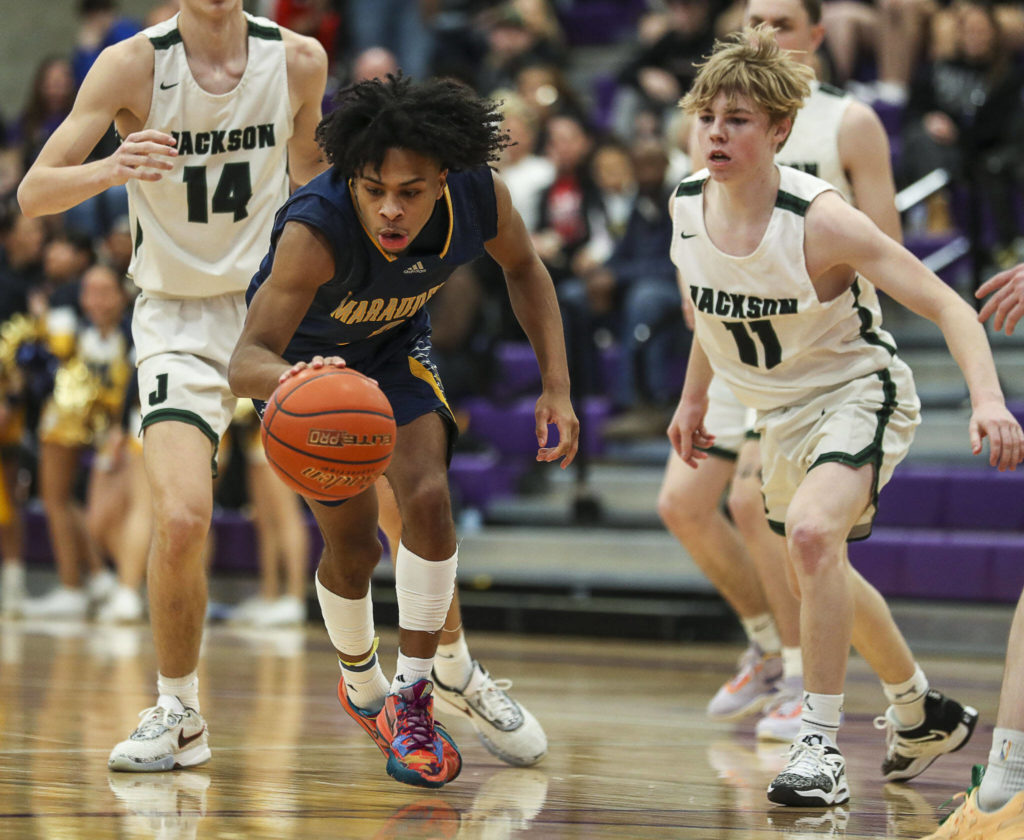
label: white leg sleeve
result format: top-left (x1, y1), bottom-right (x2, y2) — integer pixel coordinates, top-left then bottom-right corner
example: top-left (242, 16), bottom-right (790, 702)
top-left (315, 573), bottom-right (375, 657)
top-left (394, 542), bottom-right (457, 633)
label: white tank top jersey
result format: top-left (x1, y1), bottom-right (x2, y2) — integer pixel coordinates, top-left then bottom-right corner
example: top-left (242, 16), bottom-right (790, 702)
top-left (671, 165), bottom-right (899, 411)
top-left (776, 81), bottom-right (854, 204)
top-left (126, 13), bottom-right (293, 299)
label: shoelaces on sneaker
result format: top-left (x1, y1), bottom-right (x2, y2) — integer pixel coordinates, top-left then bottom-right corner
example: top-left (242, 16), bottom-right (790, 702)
top-left (468, 676), bottom-right (519, 728)
top-left (133, 706), bottom-right (182, 738)
top-left (396, 692), bottom-right (437, 750)
top-left (785, 739), bottom-right (829, 778)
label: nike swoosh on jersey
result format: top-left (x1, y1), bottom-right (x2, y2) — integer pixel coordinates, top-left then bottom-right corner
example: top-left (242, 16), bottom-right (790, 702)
top-left (159, 81), bottom-right (180, 90)
top-left (679, 232), bottom-right (697, 239)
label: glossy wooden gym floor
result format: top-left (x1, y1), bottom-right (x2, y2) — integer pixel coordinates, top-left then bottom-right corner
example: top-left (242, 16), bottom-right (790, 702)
top-left (0, 620), bottom-right (1002, 839)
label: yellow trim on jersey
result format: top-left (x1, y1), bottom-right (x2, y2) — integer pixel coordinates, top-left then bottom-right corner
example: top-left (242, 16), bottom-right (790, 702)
top-left (348, 180), bottom-right (454, 262)
top-left (407, 355), bottom-right (451, 414)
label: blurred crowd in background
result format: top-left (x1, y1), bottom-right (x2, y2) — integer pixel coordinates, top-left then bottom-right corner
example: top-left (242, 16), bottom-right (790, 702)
top-left (0, 0), bottom-right (1021, 627)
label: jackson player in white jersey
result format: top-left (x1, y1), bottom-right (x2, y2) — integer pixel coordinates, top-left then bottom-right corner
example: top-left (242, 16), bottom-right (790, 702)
top-left (669, 26), bottom-right (1022, 807)
top-left (659, 0), bottom-right (902, 741)
top-left (19, 0), bottom-right (328, 772)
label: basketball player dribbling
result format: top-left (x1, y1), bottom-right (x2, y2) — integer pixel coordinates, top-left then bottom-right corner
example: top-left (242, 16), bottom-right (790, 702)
top-left (669, 26), bottom-right (1023, 807)
top-left (659, 0), bottom-right (904, 743)
top-left (228, 74), bottom-right (578, 788)
top-left (18, 0), bottom-right (328, 772)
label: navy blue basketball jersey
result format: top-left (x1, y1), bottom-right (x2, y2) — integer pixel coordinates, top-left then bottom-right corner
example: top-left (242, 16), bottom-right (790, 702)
top-left (247, 166), bottom-right (499, 367)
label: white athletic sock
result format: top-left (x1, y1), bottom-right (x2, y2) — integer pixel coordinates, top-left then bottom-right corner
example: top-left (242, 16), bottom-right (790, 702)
top-left (157, 671), bottom-right (199, 712)
top-left (799, 691), bottom-right (843, 742)
top-left (882, 664), bottom-right (929, 729)
top-left (391, 652), bottom-right (434, 692)
top-left (434, 634), bottom-right (474, 690)
top-left (979, 728), bottom-right (1024, 812)
top-left (339, 647), bottom-right (389, 714)
top-left (741, 613), bottom-right (781, 655)
top-left (781, 646), bottom-right (803, 681)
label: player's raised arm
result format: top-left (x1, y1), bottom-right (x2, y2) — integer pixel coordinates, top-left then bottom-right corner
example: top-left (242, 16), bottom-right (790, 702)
top-left (17, 37), bottom-right (175, 218)
top-left (805, 192), bottom-right (1023, 470)
top-left (228, 220), bottom-right (335, 401)
top-left (484, 170), bottom-right (578, 468)
top-left (283, 30), bottom-right (329, 188)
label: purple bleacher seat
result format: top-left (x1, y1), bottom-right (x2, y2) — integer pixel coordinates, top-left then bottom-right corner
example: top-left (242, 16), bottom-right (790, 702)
top-left (872, 99), bottom-right (904, 138)
top-left (874, 468), bottom-right (946, 528)
top-left (942, 471), bottom-right (1024, 531)
top-left (493, 341), bottom-right (541, 400)
top-left (556, 0), bottom-right (647, 46)
top-left (449, 450), bottom-right (525, 510)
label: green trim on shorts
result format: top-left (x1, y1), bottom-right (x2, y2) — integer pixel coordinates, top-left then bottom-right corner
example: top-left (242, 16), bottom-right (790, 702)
top-left (769, 517), bottom-right (873, 542)
top-left (141, 409), bottom-right (221, 477)
top-left (807, 368), bottom-right (897, 538)
top-left (744, 429), bottom-right (760, 440)
top-left (702, 444), bottom-right (738, 462)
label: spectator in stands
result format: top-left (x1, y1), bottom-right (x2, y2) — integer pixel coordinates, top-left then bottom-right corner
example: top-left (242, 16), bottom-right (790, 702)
top-left (10, 57), bottom-right (77, 178)
top-left (611, 0), bottom-right (719, 140)
top-left (24, 261), bottom-right (133, 620)
top-left (72, 1), bottom-right (142, 86)
top-left (0, 203), bottom-right (45, 618)
top-left (351, 46), bottom-right (399, 83)
top-left (268, 1), bottom-right (344, 71)
top-left (477, 2), bottom-right (566, 95)
top-left (495, 93), bottom-right (554, 234)
top-left (348, 0), bottom-right (436, 80)
top-left (901, 0), bottom-right (1024, 262)
top-left (599, 138), bottom-right (682, 438)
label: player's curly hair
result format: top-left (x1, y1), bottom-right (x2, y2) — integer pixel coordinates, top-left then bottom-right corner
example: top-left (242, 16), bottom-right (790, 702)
top-left (316, 74), bottom-right (510, 177)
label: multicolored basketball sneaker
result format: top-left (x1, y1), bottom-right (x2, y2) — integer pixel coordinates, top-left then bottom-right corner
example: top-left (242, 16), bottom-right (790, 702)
top-left (337, 677), bottom-right (390, 757)
top-left (920, 766), bottom-right (1024, 840)
top-left (376, 680), bottom-right (461, 788)
top-left (707, 644), bottom-right (783, 722)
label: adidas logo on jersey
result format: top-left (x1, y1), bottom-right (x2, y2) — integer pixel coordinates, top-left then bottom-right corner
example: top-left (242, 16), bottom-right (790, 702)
top-left (403, 261), bottom-right (427, 274)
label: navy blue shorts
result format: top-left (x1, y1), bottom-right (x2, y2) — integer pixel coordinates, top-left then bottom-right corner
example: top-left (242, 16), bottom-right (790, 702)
top-left (254, 329), bottom-right (458, 507)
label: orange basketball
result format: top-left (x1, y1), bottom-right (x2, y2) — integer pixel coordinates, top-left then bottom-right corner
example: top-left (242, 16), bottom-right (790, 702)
top-left (261, 367), bottom-right (396, 501)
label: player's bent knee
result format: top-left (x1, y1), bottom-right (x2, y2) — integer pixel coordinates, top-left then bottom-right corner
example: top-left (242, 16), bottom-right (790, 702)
top-left (785, 519), bottom-right (844, 574)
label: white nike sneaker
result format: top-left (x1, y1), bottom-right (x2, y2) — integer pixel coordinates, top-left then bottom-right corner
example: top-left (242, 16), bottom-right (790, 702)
top-left (108, 696), bottom-right (210, 772)
top-left (767, 733), bottom-right (850, 807)
top-left (432, 660), bottom-right (547, 767)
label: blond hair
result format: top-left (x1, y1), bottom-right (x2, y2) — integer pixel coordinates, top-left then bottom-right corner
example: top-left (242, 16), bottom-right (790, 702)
top-left (681, 25), bottom-right (814, 132)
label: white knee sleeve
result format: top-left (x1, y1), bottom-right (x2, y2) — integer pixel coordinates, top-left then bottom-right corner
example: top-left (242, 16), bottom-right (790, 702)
top-left (394, 542), bottom-right (457, 633)
top-left (315, 573), bottom-right (375, 657)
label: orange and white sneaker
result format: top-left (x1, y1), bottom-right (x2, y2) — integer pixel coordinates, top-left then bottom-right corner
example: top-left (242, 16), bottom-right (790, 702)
top-left (337, 677), bottom-right (390, 757)
top-left (707, 644), bottom-right (783, 722)
top-left (376, 680), bottom-right (461, 788)
top-left (921, 766), bottom-right (1024, 839)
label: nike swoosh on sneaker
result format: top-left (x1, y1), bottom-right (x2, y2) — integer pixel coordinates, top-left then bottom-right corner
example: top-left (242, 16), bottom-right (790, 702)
top-left (178, 728), bottom-right (205, 748)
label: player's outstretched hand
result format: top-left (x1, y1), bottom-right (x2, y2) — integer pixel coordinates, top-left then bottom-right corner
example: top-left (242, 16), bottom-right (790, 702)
top-left (969, 400), bottom-right (1024, 471)
top-left (535, 389), bottom-right (579, 469)
top-left (667, 395), bottom-right (714, 469)
top-left (977, 263), bottom-right (1024, 336)
top-left (279, 355), bottom-right (347, 384)
top-left (107, 130), bottom-right (178, 185)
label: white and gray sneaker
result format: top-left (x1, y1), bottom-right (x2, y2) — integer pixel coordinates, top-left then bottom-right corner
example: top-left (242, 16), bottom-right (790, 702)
top-left (767, 734), bottom-right (850, 807)
top-left (432, 660), bottom-right (547, 767)
top-left (108, 695), bottom-right (210, 772)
